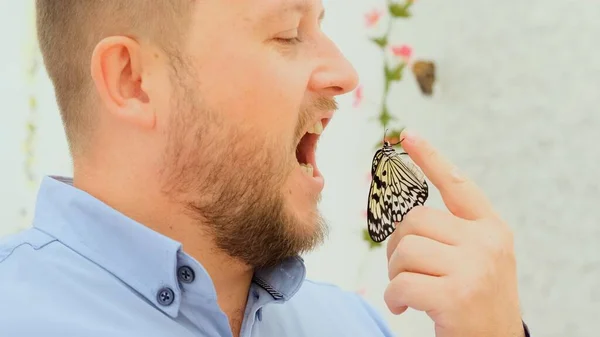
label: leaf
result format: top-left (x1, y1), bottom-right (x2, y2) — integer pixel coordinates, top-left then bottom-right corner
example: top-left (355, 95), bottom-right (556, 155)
top-left (386, 63), bottom-right (405, 82)
top-left (370, 36), bottom-right (388, 48)
top-left (388, 3), bottom-right (411, 18)
top-left (362, 228), bottom-right (383, 249)
top-left (379, 112), bottom-right (392, 128)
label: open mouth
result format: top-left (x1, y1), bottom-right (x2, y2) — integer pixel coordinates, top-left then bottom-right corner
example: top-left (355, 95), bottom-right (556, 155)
top-left (295, 118), bottom-right (330, 178)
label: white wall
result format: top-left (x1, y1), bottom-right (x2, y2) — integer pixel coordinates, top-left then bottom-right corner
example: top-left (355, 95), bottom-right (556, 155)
top-left (1, 0), bottom-right (599, 336)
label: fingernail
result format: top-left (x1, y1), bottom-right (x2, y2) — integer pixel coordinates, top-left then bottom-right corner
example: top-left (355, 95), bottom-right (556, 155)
top-left (401, 129), bottom-right (418, 145)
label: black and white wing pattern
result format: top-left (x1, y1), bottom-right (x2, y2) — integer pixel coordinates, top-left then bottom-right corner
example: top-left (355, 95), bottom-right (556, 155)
top-left (366, 142), bottom-right (429, 242)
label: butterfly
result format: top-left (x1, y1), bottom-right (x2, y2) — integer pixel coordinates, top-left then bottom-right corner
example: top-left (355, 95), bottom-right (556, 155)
top-left (366, 131), bottom-right (429, 242)
top-left (412, 60), bottom-right (436, 96)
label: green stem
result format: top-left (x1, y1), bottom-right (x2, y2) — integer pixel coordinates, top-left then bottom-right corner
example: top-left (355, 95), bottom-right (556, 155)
top-left (363, 1), bottom-right (416, 246)
top-left (378, 0), bottom-right (397, 129)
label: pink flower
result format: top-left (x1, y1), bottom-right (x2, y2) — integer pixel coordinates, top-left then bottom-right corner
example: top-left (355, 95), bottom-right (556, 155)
top-left (352, 84), bottom-right (363, 107)
top-left (364, 9), bottom-right (382, 28)
top-left (391, 44), bottom-right (413, 62)
top-left (365, 172), bottom-right (372, 183)
top-left (361, 209), bottom-right (368, 219)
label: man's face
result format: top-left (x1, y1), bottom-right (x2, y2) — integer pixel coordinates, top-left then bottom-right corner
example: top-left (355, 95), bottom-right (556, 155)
top-left (156, 0), bottom-right (358, 268)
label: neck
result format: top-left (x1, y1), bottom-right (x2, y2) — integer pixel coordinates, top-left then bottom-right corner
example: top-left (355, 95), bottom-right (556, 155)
top-left (73, 161), bottom-right (253, 334)
top-left (161, 218), bottom-right (253, 337)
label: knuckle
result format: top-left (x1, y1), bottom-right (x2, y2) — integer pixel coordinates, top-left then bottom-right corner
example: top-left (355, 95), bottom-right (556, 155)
top-left (451, 277), bottom-right (478, 305)
top-left (491, 226), bottom-right (514, 252)
top-left (387, 268), bottom-right (395, 281)
top-left (404, 205), bottom-right (427, 223)
top-left (396, 272), bottom-right (412, 288)
top-left (411, 205), bottom-right (428, 216)
top-left (483, 234), bottom-right (504, 256)
top-left (396, 234), bottom-right (417, 256)
top-left (389, 235), bottom-right (418, 280)
top-left (475, 223), bottom-right (515, 264)
top-left (386, 238), bottom-right (397, 262)
top-left (391, 272), bottom-right (413, 293)
top-left (449, 166), bottom-right (467, 183)
top-left (384, 276), bottom-right (404, 301)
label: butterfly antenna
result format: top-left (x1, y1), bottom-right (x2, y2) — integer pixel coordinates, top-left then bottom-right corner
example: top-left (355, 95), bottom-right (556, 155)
top-left (391, 139), bottom-right (404, 146)
top-left (390, 128), bottom-right (405, 146)
top-left (383, 128), bottom-right (388, 144)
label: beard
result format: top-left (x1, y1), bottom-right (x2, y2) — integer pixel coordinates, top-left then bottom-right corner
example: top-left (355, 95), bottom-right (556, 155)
top-left (159, 59), bottom-right (329, 269)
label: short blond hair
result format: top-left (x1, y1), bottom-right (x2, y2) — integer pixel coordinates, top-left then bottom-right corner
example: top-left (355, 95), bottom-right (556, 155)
top-left (35, 0), bottom-right (195, 156)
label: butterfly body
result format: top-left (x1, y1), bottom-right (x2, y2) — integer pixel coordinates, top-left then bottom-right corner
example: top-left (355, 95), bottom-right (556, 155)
top-left (367, 140), bottom-right (429, 242)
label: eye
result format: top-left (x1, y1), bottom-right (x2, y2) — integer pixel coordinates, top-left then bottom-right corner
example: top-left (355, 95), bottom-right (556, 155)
top-left (274, 28), bottom-right (302, 45)
top-left (275, 37), bottom-right (302, 45)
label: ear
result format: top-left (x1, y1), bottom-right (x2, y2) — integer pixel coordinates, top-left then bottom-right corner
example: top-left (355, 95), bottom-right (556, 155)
top-left (90, 36), bottom-right (156, 130)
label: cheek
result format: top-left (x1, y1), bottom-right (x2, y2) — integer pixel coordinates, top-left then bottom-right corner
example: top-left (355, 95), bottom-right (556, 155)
top-left (197, 46), bottom-right (310, 140)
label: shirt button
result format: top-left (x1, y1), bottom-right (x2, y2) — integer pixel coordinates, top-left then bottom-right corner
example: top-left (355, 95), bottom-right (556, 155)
top-left (157, 287), bottom-right (175, 306)
top-left (177, 266), bottom-right (195, 283)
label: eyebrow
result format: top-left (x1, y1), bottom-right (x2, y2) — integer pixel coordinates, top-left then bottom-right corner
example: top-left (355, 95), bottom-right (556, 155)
top-left (273, 0), bottom-right (325, 22)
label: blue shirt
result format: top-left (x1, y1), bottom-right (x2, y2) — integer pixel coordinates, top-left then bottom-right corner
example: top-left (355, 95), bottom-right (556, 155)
top-left (0, 176), bottom-right (395, 337)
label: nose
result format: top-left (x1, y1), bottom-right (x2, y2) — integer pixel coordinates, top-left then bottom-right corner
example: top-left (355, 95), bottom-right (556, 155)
top-left (309, 37), bottom-right (359, 97)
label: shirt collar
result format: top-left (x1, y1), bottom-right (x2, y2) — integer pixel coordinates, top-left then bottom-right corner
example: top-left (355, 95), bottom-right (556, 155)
top-left (253, 256), bottom-right (306, 301)
top-left (32, 176), bottom-right (306, 315)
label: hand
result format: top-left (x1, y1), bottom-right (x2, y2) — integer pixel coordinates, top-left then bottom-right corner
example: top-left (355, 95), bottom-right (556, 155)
top-left (384, 130), bottom-right (524, 337)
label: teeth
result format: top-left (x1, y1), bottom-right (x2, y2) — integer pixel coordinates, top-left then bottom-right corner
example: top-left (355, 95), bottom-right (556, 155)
top-left (299, 163), bottom-right (314, 177)
top-left (307, 121), bottom-right (323, 135)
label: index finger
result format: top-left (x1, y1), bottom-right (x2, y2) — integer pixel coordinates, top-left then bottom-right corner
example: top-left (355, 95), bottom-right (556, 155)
top-left (400, 129), bottom-right (496, 220)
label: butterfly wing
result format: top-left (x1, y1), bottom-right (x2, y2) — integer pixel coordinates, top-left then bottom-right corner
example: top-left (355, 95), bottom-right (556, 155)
top-left (367, 149), bottom-right (395, 242)
top-left (370, 147), bottom-right (384, 178)
top-left (387, 152), bottom-right (429, 223)
top-left (367, 148), bottom-right (429, 243)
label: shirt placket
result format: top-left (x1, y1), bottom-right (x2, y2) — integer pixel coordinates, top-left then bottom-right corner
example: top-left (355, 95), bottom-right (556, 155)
top-left (239, 283), bottom-right (277, 337)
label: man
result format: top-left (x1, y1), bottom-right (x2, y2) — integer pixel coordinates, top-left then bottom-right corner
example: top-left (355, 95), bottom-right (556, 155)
top-left (0, 0), bottom-right (529, 336)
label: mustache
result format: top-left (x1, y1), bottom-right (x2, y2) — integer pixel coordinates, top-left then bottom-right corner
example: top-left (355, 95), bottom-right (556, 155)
top-left (294, 97), bottom-right (338, 141)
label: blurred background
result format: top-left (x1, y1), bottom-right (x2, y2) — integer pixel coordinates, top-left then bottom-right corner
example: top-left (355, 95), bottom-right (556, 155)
top-left (1, 0), bottom-right (599, 336)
